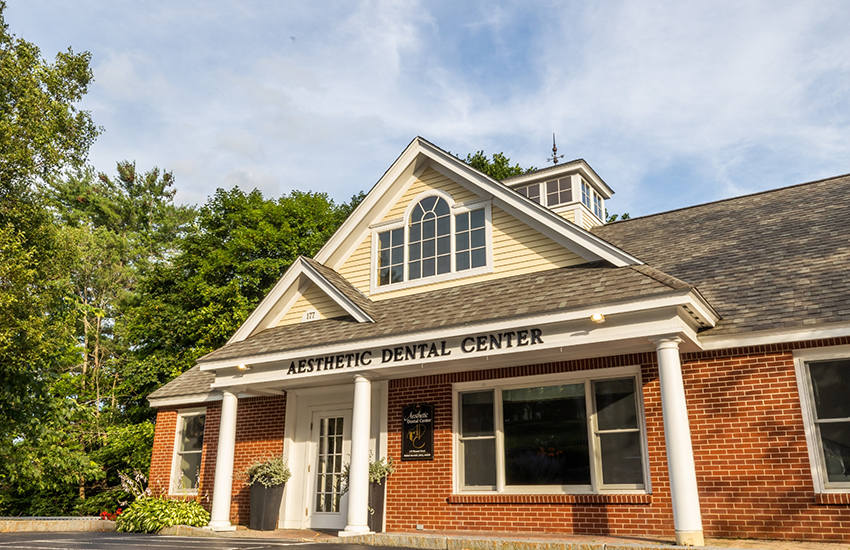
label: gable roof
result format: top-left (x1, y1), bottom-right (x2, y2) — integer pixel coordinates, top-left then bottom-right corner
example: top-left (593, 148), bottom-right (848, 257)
top-left (227, 136), bottom-right (641, 344)
top-left (313, 136), bottom-right (641, 271)
top-left (228, 255), bottom-right (374, 343)
top-left (593, 173), bottom-right (850, 337)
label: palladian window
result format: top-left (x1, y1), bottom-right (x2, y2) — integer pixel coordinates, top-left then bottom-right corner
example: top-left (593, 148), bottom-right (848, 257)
top-left (374, 193), bottom-right (490, 290)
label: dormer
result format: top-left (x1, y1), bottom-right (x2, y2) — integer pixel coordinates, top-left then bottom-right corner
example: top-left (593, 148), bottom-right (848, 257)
top-left (501, 160), bottom-right (614, 230)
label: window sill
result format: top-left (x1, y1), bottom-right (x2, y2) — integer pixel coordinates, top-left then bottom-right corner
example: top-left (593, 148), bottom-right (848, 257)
top-left (447, 494), bottom-right (652, 505)
top-left (814, 493), bottom-right (850, 505)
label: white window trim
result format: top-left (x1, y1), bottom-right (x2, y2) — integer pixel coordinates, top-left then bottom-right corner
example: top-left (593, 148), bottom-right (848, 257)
top-left (451, 366), bottom-right (651, 495)
top-left (170, 407), bottom-right (206, 496)
top-left (793, 345), bottom-right (850, 493)
top-left (369, 191), bottom-right (493, 295)
top-left (515, 176), bottom-right (604, 224)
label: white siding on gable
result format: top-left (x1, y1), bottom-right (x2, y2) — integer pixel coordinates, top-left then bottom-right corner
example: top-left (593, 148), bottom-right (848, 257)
top-left (276, 283), bottom-right (348, 327)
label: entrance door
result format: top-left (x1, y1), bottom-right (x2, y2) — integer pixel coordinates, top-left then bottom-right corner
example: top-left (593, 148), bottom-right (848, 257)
top-left (306, 409), bottom-right (351, 529)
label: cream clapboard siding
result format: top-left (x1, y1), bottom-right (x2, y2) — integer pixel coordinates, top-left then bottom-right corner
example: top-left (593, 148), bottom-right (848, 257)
top-left (555, 208), bottom-right (577, 224)
top-left (381, 168), bottom-right (480, 222)
top-left (336, 168), bottom-right (479, 293)
top-left (277, 282), bottom-right (348, 327)
top-left (336, 166), bottom-right (586, 301)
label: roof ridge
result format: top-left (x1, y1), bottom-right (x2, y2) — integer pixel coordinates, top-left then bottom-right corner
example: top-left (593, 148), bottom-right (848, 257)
top-left (601, 171), bottom-right (850, 226)
top-left (630, 264), bottom-right (693, 291)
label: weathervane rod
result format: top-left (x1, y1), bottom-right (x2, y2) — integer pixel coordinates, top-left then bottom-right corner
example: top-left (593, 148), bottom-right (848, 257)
top-left (547, 133), bottom-right (564, 165)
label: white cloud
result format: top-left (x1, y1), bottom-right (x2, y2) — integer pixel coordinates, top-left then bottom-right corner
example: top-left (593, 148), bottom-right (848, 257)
top-left (7, 0), bottom-right (850, 216)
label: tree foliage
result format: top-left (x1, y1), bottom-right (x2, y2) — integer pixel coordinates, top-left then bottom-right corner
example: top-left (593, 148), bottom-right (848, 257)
top-left (464, 150), bottom-right (535, 180)
top-left (0, 1), bottom-right (98, 196)
top-left (121, 188), bottom-right (364, 420)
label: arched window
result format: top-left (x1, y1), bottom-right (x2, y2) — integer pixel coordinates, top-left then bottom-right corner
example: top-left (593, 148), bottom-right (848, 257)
top-left (374, 192), bottom-right (491, 291)
top-left (408, 196), bottom-right (451, 279)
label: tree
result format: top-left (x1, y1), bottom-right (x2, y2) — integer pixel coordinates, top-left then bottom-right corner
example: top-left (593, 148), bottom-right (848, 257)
top-left (0, 1), bottom-right (98, 197)
top-left (605, 211), bottom-right (631, 223)
top-left (463, 151), bottom-right (535, 180)
top-left (121, 188), bottom-right (365, 421)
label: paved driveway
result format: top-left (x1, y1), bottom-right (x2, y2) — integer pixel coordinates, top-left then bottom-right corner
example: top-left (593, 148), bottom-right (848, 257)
top-left (0, 532), bottom-right (379, 550)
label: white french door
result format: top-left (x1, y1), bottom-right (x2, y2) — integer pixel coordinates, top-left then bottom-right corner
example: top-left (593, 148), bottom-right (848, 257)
top-left (305, 409), bottom-right (351, 529)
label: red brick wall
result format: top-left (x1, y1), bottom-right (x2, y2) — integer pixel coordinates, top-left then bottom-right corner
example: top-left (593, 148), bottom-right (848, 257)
top-left (149, 395), bottom-right (287, 526)
top-left (384, 338), bottom-right (850, 542)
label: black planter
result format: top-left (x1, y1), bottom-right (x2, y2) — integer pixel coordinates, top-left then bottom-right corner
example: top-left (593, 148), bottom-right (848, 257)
top-left (249, 482), bottom-right (285, 531)
top-left (368, 480), bottom-right (386, 533)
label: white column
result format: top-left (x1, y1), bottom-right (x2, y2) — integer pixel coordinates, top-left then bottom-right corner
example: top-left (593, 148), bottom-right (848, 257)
top-left (207, 389), bottom-right (239, 531)
top-left (342, 374), bottom-right (372, 535)
top-left (654, 336), bottom-right (704, 547)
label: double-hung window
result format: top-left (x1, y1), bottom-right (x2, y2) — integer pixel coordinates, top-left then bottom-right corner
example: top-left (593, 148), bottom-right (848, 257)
top-left (171, 409), bottom-right (206, 494)
top-left (455, 368), bottom-right (647, 493)
top-left (796, 349), bottom-right (850, 492)
top-left (373, 193), bottom-right (491, 292)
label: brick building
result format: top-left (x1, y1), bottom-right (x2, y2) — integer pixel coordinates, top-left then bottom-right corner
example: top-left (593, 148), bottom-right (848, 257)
top-left (148, 138), bottom-right (850, 544)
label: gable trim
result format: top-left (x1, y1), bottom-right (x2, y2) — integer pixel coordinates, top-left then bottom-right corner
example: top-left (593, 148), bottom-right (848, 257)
top-left (227, 256), bottom-right (374, 345)
top-left (314, 137), bottom-right (641, 270)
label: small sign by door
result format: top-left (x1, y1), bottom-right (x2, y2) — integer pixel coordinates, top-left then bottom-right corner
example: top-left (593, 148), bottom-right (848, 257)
top-left (402, 403), bottom-right (434, 461)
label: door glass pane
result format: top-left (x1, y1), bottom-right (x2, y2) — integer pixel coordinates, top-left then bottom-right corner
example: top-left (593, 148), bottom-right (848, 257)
top-left (809, 360), bottom-right (850, 419)
top-left (595, 379), bottom-right (638, 430)
top-left (820, 423), bottom-right (850, 483)
top-left (599, 432), bottom-right (643, 485)
top-left (463, 439), bottom-right (496, 486)
top-left (502, 384), bottom-right (590, 485)
top-left (315, 416), bottom-right (345, 513)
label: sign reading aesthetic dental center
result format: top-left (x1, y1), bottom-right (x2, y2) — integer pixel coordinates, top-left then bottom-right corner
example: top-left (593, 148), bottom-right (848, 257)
top-left (402, 403), bottom-right (434, 461)
top-left (283, 327), bottom-right (544, 377)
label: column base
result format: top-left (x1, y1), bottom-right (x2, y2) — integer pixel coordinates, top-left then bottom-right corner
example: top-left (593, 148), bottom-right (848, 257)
top-left (338, 526), bottom-right (372, 537)
top-left (204, 521), bottom-right (237, 532)
top-left (675, 530), bottom-right (704, 547)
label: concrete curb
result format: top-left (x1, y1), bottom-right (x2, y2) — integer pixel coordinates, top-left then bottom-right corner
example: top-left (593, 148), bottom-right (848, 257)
top-left (158, 525), bottom-right (221, 537)
top-left (326, 533), bottom-right (753, 550)
top-left (0, 519), bottom-right (116, 533)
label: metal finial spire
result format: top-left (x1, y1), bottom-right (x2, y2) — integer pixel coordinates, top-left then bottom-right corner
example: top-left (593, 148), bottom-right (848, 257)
top-left (547, 133), bottom-right (564, 165)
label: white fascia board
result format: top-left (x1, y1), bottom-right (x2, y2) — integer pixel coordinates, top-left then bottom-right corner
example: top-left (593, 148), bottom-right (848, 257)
top-left (209, 314), bottom-right (697, 390)
top-left (699, 320), bottom-right (850, 350)
top-left (199, 288), bottom-right (712, 371)
top-left (148, 392), bottom-right (222, 408)
top-left (301, 260), bottom-right (374, 323)
top-left (416, 140), bottom-right (640, 267)
top-left (314, 137), bottom-right (427, 267)
top-left (227, 257), bottom-right (307, 344)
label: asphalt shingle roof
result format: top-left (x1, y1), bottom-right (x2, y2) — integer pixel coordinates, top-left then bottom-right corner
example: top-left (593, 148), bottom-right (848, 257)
top-left (196, 262), bottom-right (688, 364)
top-left (593, 173), bottom-right (850, 336)
top-left (150, 172), bottom-right (850, 401)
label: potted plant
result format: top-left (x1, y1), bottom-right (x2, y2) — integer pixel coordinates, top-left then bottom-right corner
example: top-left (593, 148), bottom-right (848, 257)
top-left (241, 455), bottom-right (291, 531)
top-left (367, 455), bottom-right (395, 533)
top-left (342, 453), bottom-right (396, 533)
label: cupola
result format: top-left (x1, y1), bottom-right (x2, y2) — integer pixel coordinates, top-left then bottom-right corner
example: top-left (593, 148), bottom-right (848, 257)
top-left (501, 159), bottom-right (613, 230)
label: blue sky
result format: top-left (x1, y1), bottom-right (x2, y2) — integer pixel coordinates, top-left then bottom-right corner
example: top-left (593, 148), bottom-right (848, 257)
top-left (7, 1), bottom-right (850, 217)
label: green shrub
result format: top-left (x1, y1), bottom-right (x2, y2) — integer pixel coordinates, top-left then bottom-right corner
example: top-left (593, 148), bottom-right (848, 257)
top-left (115, 496), bottom-right (210, 533)
top-left (241, 455), bottom-right (291, 488)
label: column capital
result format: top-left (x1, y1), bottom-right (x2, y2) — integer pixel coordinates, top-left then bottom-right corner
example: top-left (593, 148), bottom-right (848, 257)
top-left (651, 334), bottom-right (683, 350)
